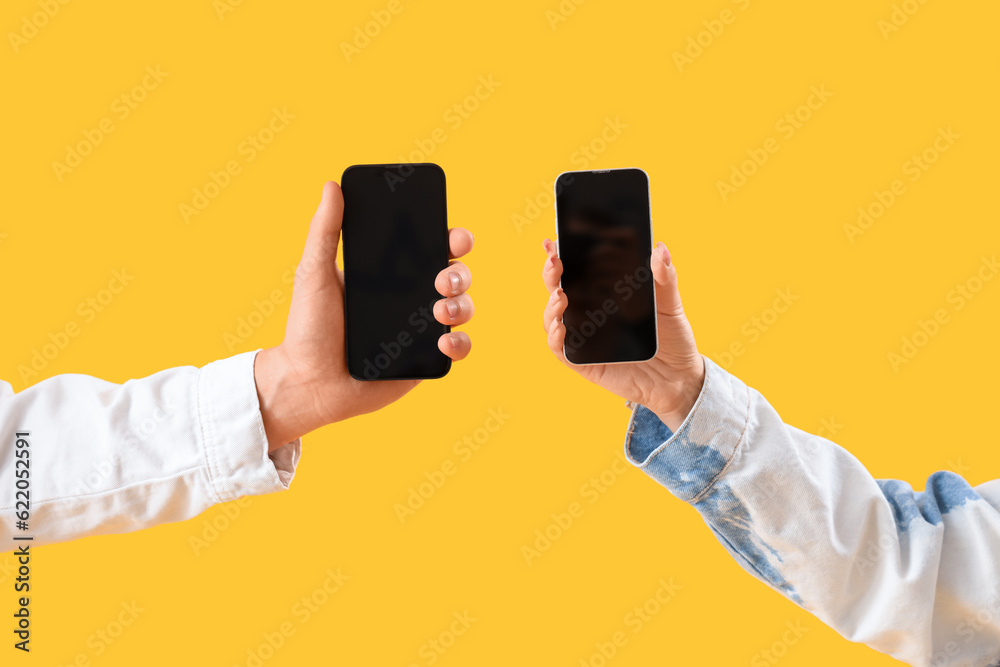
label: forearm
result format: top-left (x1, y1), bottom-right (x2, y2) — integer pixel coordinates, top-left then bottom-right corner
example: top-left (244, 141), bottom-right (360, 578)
top-left (625, 357), bottom-right (1000, 666)
top-left (0, 352), bottom-right (298, 551)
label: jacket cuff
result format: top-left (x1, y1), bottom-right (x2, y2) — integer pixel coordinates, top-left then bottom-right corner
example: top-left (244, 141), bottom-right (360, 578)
top-left (197, 351), bottom-right (301, 503)
top-left (623, 356), bottom-right (750, 502)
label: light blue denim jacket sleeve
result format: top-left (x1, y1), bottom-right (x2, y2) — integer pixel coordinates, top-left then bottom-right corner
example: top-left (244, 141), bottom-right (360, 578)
top-left (624, 356), bottom-right (1000, 667)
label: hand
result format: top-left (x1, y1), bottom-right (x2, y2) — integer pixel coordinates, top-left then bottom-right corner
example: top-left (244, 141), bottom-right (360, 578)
top-left (254, 181), bottom-right (475, 450)
top-left (541, 239), bottom-right (704, 432)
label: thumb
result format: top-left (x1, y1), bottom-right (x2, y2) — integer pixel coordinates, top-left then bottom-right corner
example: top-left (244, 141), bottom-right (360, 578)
top-left (651, 242), bottom-right (685, 316)
top-left (296, 181), bottom-right (344, 288)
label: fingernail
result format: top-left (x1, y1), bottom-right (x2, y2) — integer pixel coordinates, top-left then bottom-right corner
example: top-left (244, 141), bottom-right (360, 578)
top-left (656, 242), bottom-right (671, 266)
top-left (549, 318), bottom-right (559, 334)
top-left (445, 299), bottom-right (460, 318)
top-left (448, 271), bottom-right (462, 295)
top-left (548, 289), bottom-right (560, 303)
top-left (545, 256), bottom-right (554, 270)
top-left (448, 333), bottom-right (461, 348)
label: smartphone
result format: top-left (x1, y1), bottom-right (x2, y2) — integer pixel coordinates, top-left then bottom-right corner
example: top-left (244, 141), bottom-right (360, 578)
top-left (341, 163), bottom-right (451, 381)
top-left (554, 168), bottom-right (657, 365)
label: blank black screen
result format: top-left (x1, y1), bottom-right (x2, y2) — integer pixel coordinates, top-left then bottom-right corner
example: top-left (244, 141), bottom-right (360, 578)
top-left (555, 168), bottom-right (657, 365)
top-left (342, 164), bottom-right (451, 380)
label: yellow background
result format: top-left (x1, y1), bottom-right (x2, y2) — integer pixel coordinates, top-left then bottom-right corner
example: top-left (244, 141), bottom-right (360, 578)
top-left (2, 0), bottom-right (998, 665)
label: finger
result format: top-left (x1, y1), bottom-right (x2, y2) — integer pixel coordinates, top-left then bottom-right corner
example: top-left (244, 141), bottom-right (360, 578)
top-left (546, 314), bottom-right (568, 364)
top-left (435, 261), bottom-right (472, 297)
top-left (433, 293), bottom-right (475, 326)
top-left (296, 181), bottom-right (344, 289)
top-left (541, 239), bottom-right (563, 293)
top-left (438, 331), bottom-right (472, 361)
top-left (651, 242), bottom-right (685, 316)
top-left (448, 228), bottom-right (475, 259)
top-left (542, 286), bottom-right (567, 333)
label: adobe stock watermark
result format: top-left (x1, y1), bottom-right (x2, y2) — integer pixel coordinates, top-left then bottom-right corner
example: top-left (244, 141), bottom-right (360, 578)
top-left (878, 0), bottom-right (932, 40)
top-left (945, 458), bottom-right (971, 476)
top-left (887, 255), bottom-right (998, 372)
top-left (522, 453), bottom-right (631, 565)
top-left (72, 397), bottom-right (180, 496)
top-left (189, 496), bottom-right (253, 556)
top-left (0, 555), bottom-right (12, 583)
top-left (844, 126), bottom-right (959, 243)
top-left (233, 567), bottom-right (350, 667)
top-left (7, 0), bottom-right (72, 54)
top-left (750, 417), bottom-right (840, 506)
top-left (854, 530), bottom-right (895, 577)
top-left (380, 75), bottom-right (501, 191)
top-left (17, 268), bottom-right (134, 383)
top-left (52, 601), bottom-right (145, 666)
top-left (816, 416), bottom-right (843, 439)
top-left (545, 0), bottom-right (586, 30)
top-left (578, 578), bottom-right (681, 667)
top-left (224, 252), bottom-right (329, 352)
top-left (52, 66), bottom-right (168, 182)
top-left (750, 620), bottom-right (809, 666)
top-left (714, 288), bottom-right (799, 370)
top-left (931, 592), bottom-right (1000, 667)
top-left (717, 85), bottom-right (833, 202)
top-left (853, 539), bottom-right (1000, 663)
top-left (563, 263), bottom-right (652, 355)
top-left (214, 0), bottom-right (245, 20)
top-left (356, 298), bottom-right (444, 380)
top-left (340, 0), bottom-right (412, 62)
top-left (511, 116), bottom-right (627, 233)
top-left (672, 0), bottom-right (754, 72)
top-left (179, 107), bottom-right (294, 223)
top-left (405, 611), bottom-right (477, 667)
top-left (395, 408), bottom-right (511, 523)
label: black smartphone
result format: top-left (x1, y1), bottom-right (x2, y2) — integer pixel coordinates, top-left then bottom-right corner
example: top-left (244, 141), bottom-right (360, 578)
top-left (341, 163), bottom-right (451, 381)
top-left (554, 168), bottom-right (658, 365)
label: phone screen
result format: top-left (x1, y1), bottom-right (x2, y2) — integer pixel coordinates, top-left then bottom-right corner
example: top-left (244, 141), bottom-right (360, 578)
top-left (342, 163), bottom-right (451, 380)
top-left (554, 168), bottom-right (657, 365)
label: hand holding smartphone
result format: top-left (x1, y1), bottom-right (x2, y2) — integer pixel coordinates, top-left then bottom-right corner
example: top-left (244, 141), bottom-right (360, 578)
top-left (542, 168), bottom-right (705, 432)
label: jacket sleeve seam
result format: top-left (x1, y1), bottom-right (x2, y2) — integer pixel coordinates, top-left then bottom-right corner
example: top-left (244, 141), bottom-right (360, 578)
top-left (0, 466), bottom-right (208, 508)
top-left (689, 383), bottom-right (752, 504)
top-left (625, 355), bottom-right (715, 469)
top-left (195, 366), bottom-right (225, 505)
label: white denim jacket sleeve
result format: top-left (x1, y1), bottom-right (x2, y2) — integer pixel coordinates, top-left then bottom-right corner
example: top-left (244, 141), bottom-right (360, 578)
top-left (0, 350), bottom-right (300, 552)
top-left (625, 357), bottom-right (1000, 667)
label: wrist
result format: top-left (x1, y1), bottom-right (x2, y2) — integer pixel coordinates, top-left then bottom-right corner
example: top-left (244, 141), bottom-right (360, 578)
top-left (253, 345), bottom-right (325, 451)
top-left (647, 356), bottom-right (706, 433)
